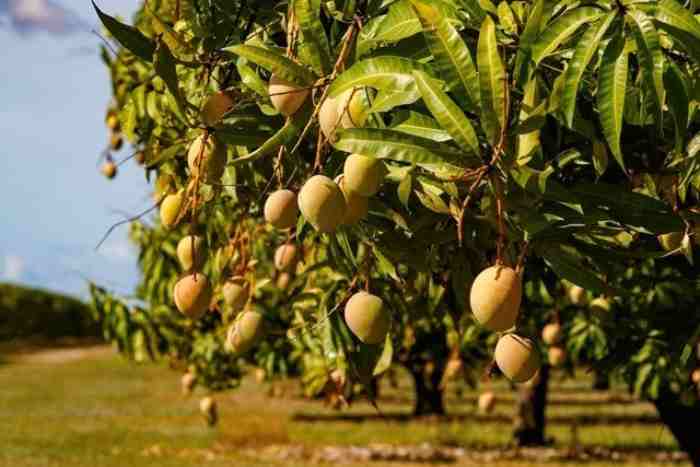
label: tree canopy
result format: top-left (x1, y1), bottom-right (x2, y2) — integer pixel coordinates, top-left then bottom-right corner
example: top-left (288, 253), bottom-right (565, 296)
top-left (91, 0), bottom-right (700, 410)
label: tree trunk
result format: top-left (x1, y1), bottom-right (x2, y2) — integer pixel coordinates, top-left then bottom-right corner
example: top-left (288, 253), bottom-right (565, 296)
top-left (408, 363), bottom-right (445, 416)
top-left (652, 387), bottom-right (700, 466)
top-left (592, 369), bottom-right (610, 391)
top-left (513, 364), bottom-right (550, 446)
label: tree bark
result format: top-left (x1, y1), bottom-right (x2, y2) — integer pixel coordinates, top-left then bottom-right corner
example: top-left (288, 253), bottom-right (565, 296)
top-left (592, 369), bottom-right (610, 391)
top-left (513, 364), bottom-right (550, 446)
top-left (407, 362), bottom-right (445, 416)
top-left (652, 387), bottom-right (700, 466)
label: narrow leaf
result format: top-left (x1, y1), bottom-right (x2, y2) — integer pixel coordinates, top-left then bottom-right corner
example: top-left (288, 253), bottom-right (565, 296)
top-left (153, 39), bottom-right (188, 119)
top-left (656, 0), bottom-right (700, 41)
top-left (397, 174), bottom-right (413, 208)
top-left (370, 88), bottom-right (421, 113)
top-left (561, 13), bottom-right (616, 127)
top-left (539, 243), bottom-right (608, 294)
top-left (294, 0), bottom-right (333, 75)
top-left (597, 33), bottom-right (628, 173)
top-left (628, 10), bottom-right (665, 125)
top-left (514, 0), bottom-right (547, 84)
top-left (655, 22), bottom-right (700, 64)
top-left (410, 0), bottom-right (480, 107)
top-left (664, 62), bottom-right (689, 151)
top-left (236, 58), bottom-right (268, 97)
top-left (531, 7), bottom-right (603, 64)
top-left (334, 128), bottom-right (471, 165)
top-left (390, 110), bottom-right (452, 142)
top-left (92, 1), bottom-right (155, 62)
top-left (223, 45), bottom-right (315, 86)
top-left (230, 112), bottom-right (305, 165)
top-left (413, 71), bottom-right (480, 155)
top-left (516, 77), bottom-right (541, 165)
top-left (327, 56), bottom-right (433, 98)
top-left (372, 0), bottom-right (422, 44)
top-left (477, 15), bottom-right (506, 145)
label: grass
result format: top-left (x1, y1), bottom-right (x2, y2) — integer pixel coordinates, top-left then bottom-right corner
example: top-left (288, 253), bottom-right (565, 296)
top-left (0, 347), bottom-right (688, 467)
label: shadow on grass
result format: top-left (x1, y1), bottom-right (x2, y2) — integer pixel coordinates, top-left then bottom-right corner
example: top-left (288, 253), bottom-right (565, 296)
top-left (292, 411), bottom-right (663, 426)
top-left (376, 394), bottom-right (641, 407)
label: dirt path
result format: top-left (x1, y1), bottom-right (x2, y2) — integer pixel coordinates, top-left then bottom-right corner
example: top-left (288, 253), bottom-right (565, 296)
top-left (5, 344), bottom-right (113, 364)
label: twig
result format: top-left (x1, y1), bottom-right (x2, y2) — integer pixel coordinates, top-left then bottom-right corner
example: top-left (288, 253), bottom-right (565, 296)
top-left (95, 200), bottom-right (162, 250)
top-left (312, 129), bottom-right (325, 173)
top-left (515, 241), bottom-right (529, 274)
top-left (289, 22), bottom-right (357, 156)
top-left (457, 166), bottom-right (488, 246)
top-left (91, 30), bottom-right (118, 57)
top-left (493, 175), bottom-right (506, 265)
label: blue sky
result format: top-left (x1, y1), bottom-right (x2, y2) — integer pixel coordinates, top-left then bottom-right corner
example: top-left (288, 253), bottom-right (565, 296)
top-left (0, 0), bottom-right (146, 297)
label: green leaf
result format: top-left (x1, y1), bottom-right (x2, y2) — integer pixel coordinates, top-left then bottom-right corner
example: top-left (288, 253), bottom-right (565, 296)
top-left (372, 334), bottom-right (393, 376)
top-left (145, 143), bottom-right (184, 168)
top-left (477, 16), bottom-right (506, 146)
top-left (92, 1), bottom-right (155, 62)
top-left (664, 62), bottom-right (689, 151)
top-left (334, 128), bottom-right (470, 165)
top-left (510, 165), bottom-right (578, 203)
top-left (390, 110), bottom-right (452, 142)
top-left (572, 183), bottom-right (684, 233)
top-left (327, 56), bottom-right (433, 98)
top-left (497, 1), bottom-right (518, 35)
top-left (369, 88), bottom-right (421, 113)
top-left (531, 7), bottom-right (603, 64)
top-left (516, 77), bottom-right (541, 165)
top-left (153, 40), bottom-right (188, 120)
top-left (230, 112), bottom-right (305, 165)
top-left (216, 127), bottom-right (274, 146)
top-left (223, 45), bottom-right (315, 86)
top-left (372, 0), bottom-right (422, 44)
top-left (597, 33), bottom-right (628, 173)
top-left (410, 0), bottom-right (480, 108)
top-left (628, 9), bottom-right (665, 125)
top-left (655, 21), bottom-right (700, 64)
top-left (538, 243), bottom-right (609, 294)
top-left (592, 139), bottom-right (609, 177)
top-left (514, 0), bottom-right (547, 85)
top-left (294, 0), bottom-right (333, 75)
top-left (397, 173), bottom-right (413, 208)
top-left (236, 58), bottom-right (269, 98)
top-left (413, 70), bottom-right (480, 155)
top-left (415, 188), bottom-right (450, 213)
top-left (478, 0), bottom-right (497, 14)
top-left (561, 13), bottom-right (616, 128)
top-left (655, 0), bottom-right (700, 41)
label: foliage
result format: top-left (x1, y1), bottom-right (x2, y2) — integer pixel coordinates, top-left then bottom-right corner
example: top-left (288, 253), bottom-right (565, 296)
top-left (90, 0), bottom-right (700, 408)
top-left (0, 283), bottom-right (98, 341)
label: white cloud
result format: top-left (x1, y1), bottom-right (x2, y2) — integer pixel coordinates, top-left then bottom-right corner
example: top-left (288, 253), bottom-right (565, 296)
top-left (3, 0), bottom-right (87, 35)
top-left (1, 255), bottom-right (25, 281)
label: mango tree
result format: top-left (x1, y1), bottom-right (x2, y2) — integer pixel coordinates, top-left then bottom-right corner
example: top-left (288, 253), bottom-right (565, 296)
top-left (90, 0), bottom-right (700, 462)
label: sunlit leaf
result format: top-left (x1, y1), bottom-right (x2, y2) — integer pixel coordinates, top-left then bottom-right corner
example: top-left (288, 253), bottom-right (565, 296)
top-left (410, 0), bottom-right (480, 108)
top-left (597, 33), bottom-right (628, 173)
top-left (328, 56), bottom-right (433, 98)
top-left (334, 128), bottom-right (470, 165)
top-left (477, 16), bottom-right (506, 146)
top-left (561, 13), bottom-right (616, 128)
top-left (531, 7), bottom-right (603, 64)
top-left (224, 45), bottom-right (316, 86)
top-left (413, 70), bottom-right (480, 155)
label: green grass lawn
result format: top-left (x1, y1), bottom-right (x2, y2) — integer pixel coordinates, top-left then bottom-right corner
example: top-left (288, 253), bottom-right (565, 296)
top-left (0, 347), bottom-right (687, 467)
